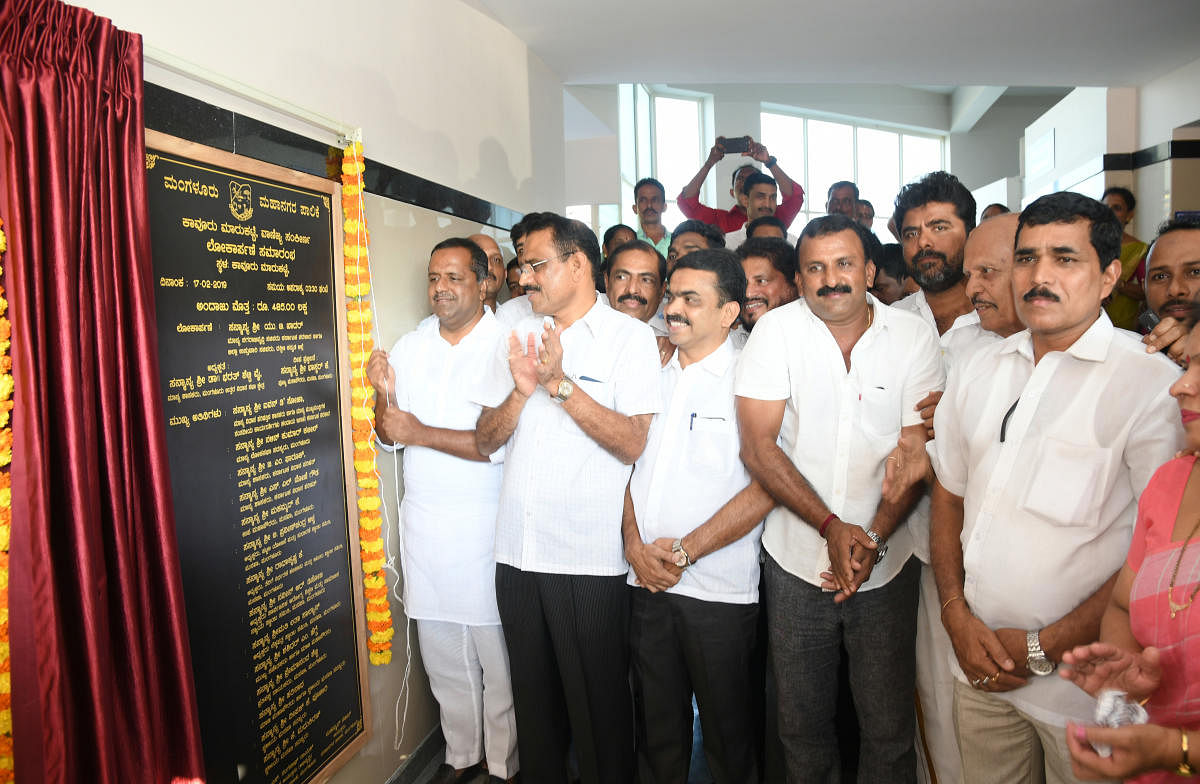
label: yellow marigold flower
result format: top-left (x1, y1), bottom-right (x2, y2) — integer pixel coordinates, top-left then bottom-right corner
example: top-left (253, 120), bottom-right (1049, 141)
top-left (0, 226), bottom-right (6, 253)
top-left (0, 525), bottom-right (7, 551)
top-left (364, 573), bottom-right (385, 589)
top-left (362, 557), bottom-right (384, 573)
top-left (368, 651), bottom-right (391, 666)
top-left (360, 514), bottom-right (383, 531)
top-left (366, 609), bottom-right (390, 623)
top-left (362, 538), bottom-right (383, 554)
top-left (357, 499), bottom-right (381, 515)
top-left (370, 626), bottom-right (395, 643)
top-left (357, 476), bottom-right (379, 490)
top-left (0, 376), bottom-right (11, 402)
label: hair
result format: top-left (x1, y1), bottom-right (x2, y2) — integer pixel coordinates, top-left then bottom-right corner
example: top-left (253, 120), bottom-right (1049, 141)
top-left (827, 180), bottom-right (859, 201)
top-left (747, 215), bottom-right (787, 238)
top-left (798, 214), bottom-right (878, 266)
top-left (731, 163), bottom-right (759, 189)
top-left (858, 199), bottom-right (874, 213)
top-left (602, 223), bottom-right (636, 251)
top-left (983, 203), bottom-right (1011, 216)
top-left (742, 171), bottom-right (777, 197)
top-left (1102, 186), bottom-right (1136, 212)
top-left (519, 212), bottom-right (602, 274)
top-left (671, 219), bottom-right (726, 249)
top-left (736, 236), bottom-right (796, 282)
top-left (1017, 192), bottom-right (1122, 270)
top-left (1147, 216), bottom-right (1200, 257)
top-left (634, 177), bottom-right (666, 201)
top-left (509, 211), bottom-right (546, 245)
top-left (606, 239), bottom-right (668, 284)
top-left (670, 248), bottom-right (747, 311)
top-left (875, 243), bottom-right (909, 282)
top-left (505, 257), bottom-right (521, 272)
top-left (431, 237), bottom-right (489, 281)
top-left (892, 170), bottom-right (977, 235)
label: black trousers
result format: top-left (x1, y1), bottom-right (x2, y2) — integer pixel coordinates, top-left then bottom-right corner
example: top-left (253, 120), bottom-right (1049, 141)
top-left (495, 564), bottom-right (634, 784)
top-left (629, 587), bottom-right (760, 784)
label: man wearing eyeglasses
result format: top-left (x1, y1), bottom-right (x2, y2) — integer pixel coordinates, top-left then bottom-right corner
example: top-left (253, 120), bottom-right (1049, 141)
top-left (929, 192), bottom-right (1182, 784)
top-left (474, 212), bottom-right (662, 784)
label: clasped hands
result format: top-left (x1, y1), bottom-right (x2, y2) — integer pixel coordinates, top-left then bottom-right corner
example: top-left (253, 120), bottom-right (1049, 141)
top-left (818, 519), bottom-right (878, 603)
top-left (508, 322), bottom-right (566, 398)
top-left (626, 536), bottom-right (683, 593)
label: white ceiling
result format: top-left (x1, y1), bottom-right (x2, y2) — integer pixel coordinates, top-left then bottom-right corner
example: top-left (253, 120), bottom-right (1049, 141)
top-left (471, 0), bottom-right (1200, 88)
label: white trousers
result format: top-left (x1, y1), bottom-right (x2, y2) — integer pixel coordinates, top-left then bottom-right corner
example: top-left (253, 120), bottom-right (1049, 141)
top-left (915, 563), bottom-right (963, 784)
top-left (416, 620), bottom-right (519, 778)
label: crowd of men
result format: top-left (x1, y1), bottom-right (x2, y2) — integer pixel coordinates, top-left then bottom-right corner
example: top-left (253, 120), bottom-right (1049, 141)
top-left (365, 139), bottom-right (1200, 784)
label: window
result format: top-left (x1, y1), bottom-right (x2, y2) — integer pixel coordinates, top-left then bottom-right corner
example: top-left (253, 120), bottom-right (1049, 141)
top-left (760, 111), bottom-right (945, 237)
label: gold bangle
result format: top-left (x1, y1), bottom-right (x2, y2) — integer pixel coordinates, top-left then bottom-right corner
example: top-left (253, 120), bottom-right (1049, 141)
top-left (1178, 729), bottom-right (1194, 776)
top-left (940, 595), bottom-right (964, 614)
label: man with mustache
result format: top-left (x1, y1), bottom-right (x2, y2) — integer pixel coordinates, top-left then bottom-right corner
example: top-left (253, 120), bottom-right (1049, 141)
top-left (469, 233), bottom-right (507, 313)
top-left (474, 212), bottom-right (662, 784)
top-left (496, 212), bottom-right (546, 328)
top-left (675, 137), bottom-right (805, 233)
top-left (668, 219), bottom-right (725, 266)
top-left (736, 214), bottom-right (943, 783)
top-left (633, 177), bottom-right (672, 257)
top-left (366, 237), bottom-right (518, 784)
top-left (1140, 218), bottom-right (1200, 366)
top-left (929, 192), bottom-right (1183, 784)
top-left (735, 237), bottom-right (797, 331)
top-left (605, 241), bottom-right (671, 366)
top-left (623, 248), bottom-right (773, 783)
top-left (964, 212), bottom-right (1025, 339)
top-left (723, 173), bottom-right (797, 249)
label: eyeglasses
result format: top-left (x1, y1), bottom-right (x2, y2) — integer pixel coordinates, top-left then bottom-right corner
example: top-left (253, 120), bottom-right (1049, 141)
top-left (520, 250), bottom-right (574, 277)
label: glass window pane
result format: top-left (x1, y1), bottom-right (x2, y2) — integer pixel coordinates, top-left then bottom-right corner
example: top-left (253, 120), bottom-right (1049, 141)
top-left (902, 135), bottom-right (942, 185)
top-left (654, 96), bottom-right (701, 208)
top-left (856, 127), bottom-right (900, 227)
top-left (618, 84), bottom-right (636, 187)
top-left (566, 205), bottom-right (592, 229)
top-left (760, 112), bottom-right (806, 192)
top-left (636, 85), bottom-right (652, 178)
top-left (807, 120), bottom-right (854, 213)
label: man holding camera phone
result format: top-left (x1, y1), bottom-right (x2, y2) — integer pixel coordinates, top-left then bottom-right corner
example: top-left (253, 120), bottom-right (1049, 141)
top-left (676, 135), bottom-right (805, 234)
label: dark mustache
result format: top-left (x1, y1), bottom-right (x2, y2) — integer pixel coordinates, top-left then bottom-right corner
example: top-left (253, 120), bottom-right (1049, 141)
top-left (970, 293), bottom-right (996, 308)
top-left (816, 284), bottom-right (852, 297)
top-left (665, 315), bottom-right (691, 326)
top-left (618, 293), bottom-right (649, 306)
top-left (914, 249), bottom-right (947, 263)
top-left (1160, 297), bottom-right (1192, 312)
top-left (1023, 287), bottom-right (1060, 302)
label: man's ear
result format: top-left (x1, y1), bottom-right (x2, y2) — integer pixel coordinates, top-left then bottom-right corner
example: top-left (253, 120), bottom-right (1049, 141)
top-left (1099, 257), bottom-right (1122, 300)
top-left (720, 300), bottom-right (741, 330)
top-left (866, 260), bottom-right (877, 290)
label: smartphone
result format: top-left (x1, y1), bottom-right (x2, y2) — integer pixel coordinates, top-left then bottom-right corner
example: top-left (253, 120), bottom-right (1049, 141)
top-left (723, 136), bottom-right (750, 154)
top-left (1137, 309), bottom-right (1160, 333)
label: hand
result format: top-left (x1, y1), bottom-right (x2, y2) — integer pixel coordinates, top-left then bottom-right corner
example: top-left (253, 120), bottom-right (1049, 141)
top-left (1066, 722), bottom-right (1180, 781)
top-left (366, 349), bottom-right (397, 398)
top-left (941, 604), bottom-right (1026, 692)
top-left (1143, 316), bottom-right (1189, 367)
top-left (507, 331), bottom-right (539, 398)
top-left (994, 627), bottom-right (1034, 678)
top-left (748, 139), bottom-right (771, 163)
top-left (882, 428), bottom-right (932, 504)
top-left (376, 406), bottom-right (425, 447)
top-left (1060, 642), bottom-right (1162, 701)
top-left (625, 538), bottom-right (682, 592)
top-left (535, 323), bottom-right (566, 393)
top-left (707, 137), bottom-right (727, 165)
top-left (822, 519), bottom-right (877, 600)
top-left (656, 335), bottom-right (675, 367)
top-left (915, 390), bottom-right (943, 440)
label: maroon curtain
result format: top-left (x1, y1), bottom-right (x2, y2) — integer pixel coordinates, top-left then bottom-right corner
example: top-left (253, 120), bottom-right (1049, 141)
top-left (0, 1), bottom-right (205, 782)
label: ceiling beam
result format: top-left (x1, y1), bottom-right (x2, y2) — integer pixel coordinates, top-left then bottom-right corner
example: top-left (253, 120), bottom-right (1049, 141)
top-left (950, 86), bottom-right (1007, 133)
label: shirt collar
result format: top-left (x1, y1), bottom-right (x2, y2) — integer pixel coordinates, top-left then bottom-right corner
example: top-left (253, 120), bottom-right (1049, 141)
top-left (1001, 310), bottom-right (1114, 362)
top-left (566, 291), bottom-right (611, 338)
top-left (667, 333), bottom-right (735, 376)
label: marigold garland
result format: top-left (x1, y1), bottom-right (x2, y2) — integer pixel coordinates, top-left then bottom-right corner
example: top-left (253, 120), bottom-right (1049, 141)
top-left (342, 143), bottom-right (393, 666)
top-left (0, 218), bottom-right (12, 781)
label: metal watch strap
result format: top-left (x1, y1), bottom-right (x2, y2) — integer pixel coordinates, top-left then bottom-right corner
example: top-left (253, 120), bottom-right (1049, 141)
top-left (865, 529), bottom-right (887, 563)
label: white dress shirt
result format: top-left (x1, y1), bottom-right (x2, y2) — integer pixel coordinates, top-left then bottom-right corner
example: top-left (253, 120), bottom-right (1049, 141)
top-left (384, 311), bottom-right (505, 625)
top-left (930, 312), bottom-right (1183, 726)
top-left (722, 226), bottom-right (799, 250)
top-left (734, 294), bottom-right (944, 590)
top-left (495, 293), bottom-right (535, 328)
top-left (627, 336), bottom-right (762, 603)
top-left (474, 294), bottom-right (663, 576)
top-left (891, 289), bottom-right (1001, 562)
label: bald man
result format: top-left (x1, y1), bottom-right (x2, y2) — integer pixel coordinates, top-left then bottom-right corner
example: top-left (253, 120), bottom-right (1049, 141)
top-left (963, 213), bottom-right (1024, 339)
top-left (470, 233), bottom-right (506, 311)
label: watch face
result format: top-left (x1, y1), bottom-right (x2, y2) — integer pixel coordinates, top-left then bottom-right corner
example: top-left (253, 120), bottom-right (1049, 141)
top-left (674, 553), bottom-right (687, 568)
top-left (1029, 656), bottom-right (1055, 676)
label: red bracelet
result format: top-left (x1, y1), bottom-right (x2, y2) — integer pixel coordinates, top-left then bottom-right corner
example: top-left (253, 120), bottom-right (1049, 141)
top-left (818, 513), bottom-right (838, 538)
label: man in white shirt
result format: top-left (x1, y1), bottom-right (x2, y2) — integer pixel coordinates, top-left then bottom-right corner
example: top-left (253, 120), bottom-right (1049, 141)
top-left (623, 249), bottom-right (773, 783)
top-left (736, 215), bottom-right (944, 783)
top-left (366, 238), bottom-right (517, 784)
top-left (734, 236), bottom-right (797, 332)
top-left (495, 212), bottom-right (543, 328)
top-left (474, 212), bottom-right (662, 784)
top-left (964, 212), bottom-right (1025, 340)
top-left (930, 192), bottom-right (1184, 784)
top-left (605, 240), bottom-right (667, 337)
top-left (469, 233), bottom-right (506, 313)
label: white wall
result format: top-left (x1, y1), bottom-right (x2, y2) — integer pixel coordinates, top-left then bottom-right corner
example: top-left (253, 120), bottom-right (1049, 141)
top-left (83, 0), bottom-right (565, 215)
top-left (1139, 56), bottom-right (1200, 149)
top-left (1022, 88), bottom-right (1110, 200)
top-left (948, 95), bottom-right (1069, 191)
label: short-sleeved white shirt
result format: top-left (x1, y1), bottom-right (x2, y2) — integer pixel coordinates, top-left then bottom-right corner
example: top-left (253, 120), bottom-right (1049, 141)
top-left (384, 311), bottom-right (505, 625)
top-left (930, 312), bottom-right (1183, 726)
top-left (627, 336), bottom-right (762, 603)
top-left (495, 293), bottom-right (535, 328)
top-left (734, 294), bottom-right (945, 590)
top-left (474, 294), bottom-right (663, 575)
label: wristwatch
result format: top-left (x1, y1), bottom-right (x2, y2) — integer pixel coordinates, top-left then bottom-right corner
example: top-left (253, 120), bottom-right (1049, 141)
top-left (1026, 630), bottom-right (1055, 676)
top-left (671, 538), bottom-right (693, 569)
top-left (553, 377), bottom-right (574, 403)
top-left (765, 155), bottom-right (777, 168)
top-left (865, 529), bottom-right (887, 563)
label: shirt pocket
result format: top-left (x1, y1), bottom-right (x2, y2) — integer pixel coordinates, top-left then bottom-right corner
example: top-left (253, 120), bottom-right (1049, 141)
top-left (575, 372), bottom-right (614, 408)
top-left (689, 414), bottom-right (739, 474)
top-left (1020, 437), bottom-right (1112, 527)
top-left (859, 384), bottom-right (903, 440)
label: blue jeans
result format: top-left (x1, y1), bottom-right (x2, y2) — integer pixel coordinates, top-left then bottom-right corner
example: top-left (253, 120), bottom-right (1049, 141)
top-left (765, 552), bottom-right (919, 784)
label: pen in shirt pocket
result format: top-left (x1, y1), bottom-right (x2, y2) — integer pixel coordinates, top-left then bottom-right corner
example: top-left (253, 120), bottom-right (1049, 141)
top-left (689, 413), bottom-right (726, 431)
